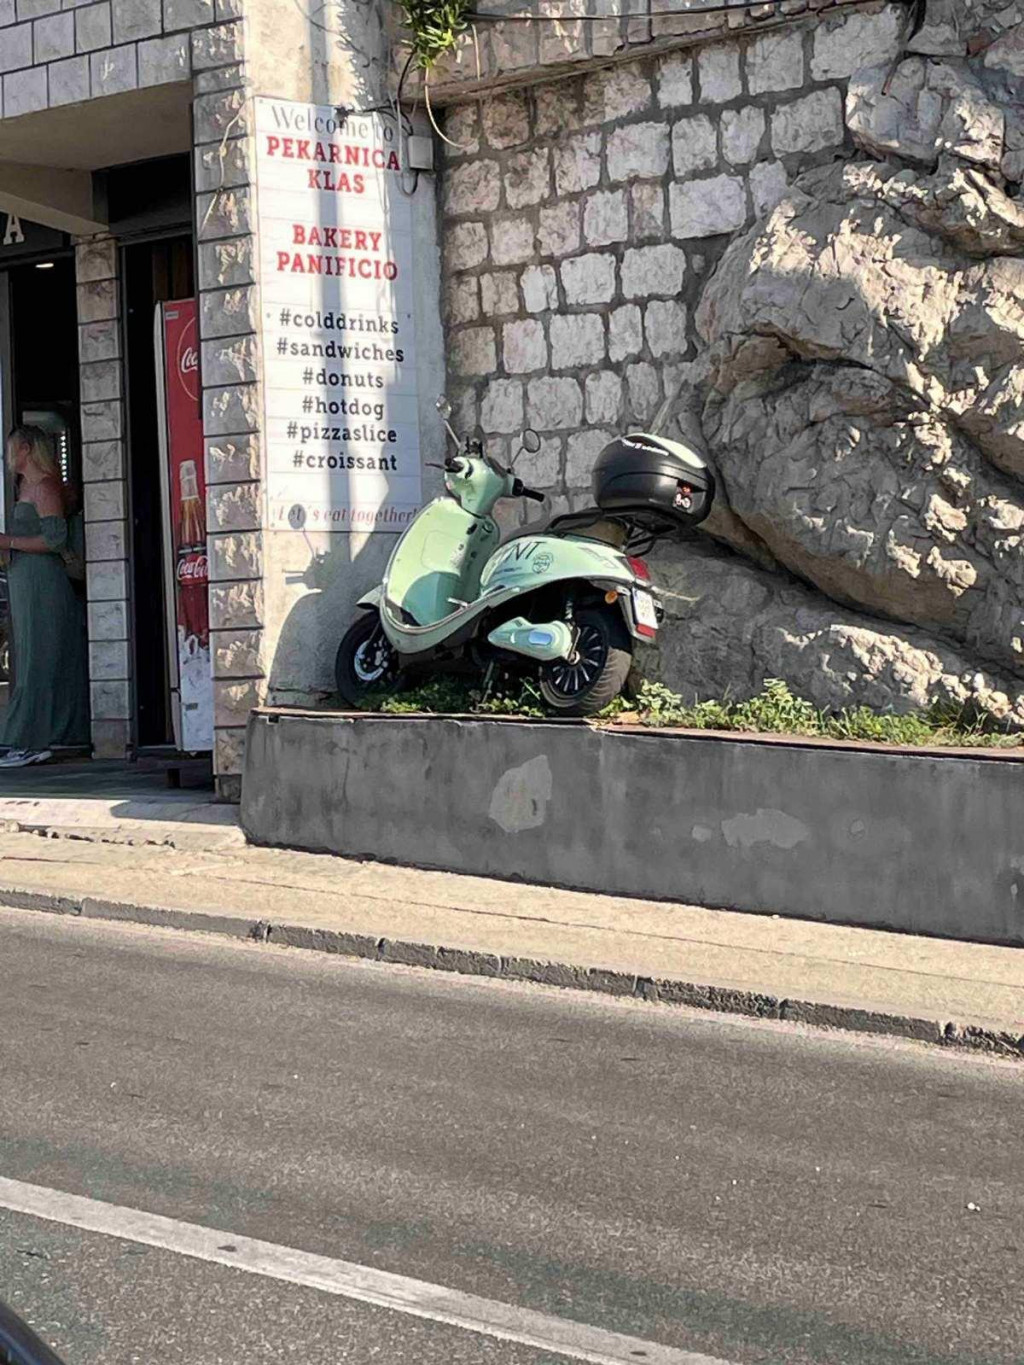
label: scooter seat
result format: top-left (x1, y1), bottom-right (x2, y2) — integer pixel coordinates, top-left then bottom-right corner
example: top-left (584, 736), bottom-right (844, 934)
top-left (500, 507), bottom-right (609, 546)
top-left (499, 520), bottom-right (548, 546)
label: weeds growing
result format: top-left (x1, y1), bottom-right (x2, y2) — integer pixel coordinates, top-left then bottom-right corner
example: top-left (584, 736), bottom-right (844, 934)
top-left (357, 674), bottom-right (1022, 749)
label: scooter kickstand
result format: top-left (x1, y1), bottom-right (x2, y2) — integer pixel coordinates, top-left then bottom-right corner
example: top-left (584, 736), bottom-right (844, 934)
top-left (480, 661), bottom-right (497, 701)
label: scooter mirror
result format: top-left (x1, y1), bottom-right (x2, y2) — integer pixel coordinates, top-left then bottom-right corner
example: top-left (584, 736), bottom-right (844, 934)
top-left (435, 395), bottom-right (452, 419)
top-left (510, 428), bottom-right (541, 468)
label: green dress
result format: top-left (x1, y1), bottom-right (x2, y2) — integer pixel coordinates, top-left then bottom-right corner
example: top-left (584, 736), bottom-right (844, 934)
top-left (0, 500), bottom-right (90, 751)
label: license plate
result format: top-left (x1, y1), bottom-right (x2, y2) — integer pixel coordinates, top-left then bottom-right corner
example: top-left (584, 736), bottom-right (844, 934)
top-left (634, 589), bottom-right (658, 631)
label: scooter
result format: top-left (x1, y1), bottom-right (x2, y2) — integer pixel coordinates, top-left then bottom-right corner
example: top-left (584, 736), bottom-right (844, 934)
top-left (334, 398), bottom-right (715, 716)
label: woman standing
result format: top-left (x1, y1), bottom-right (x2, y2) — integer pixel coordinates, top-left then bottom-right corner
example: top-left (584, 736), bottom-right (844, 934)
top-left (0, 425), bottom-right (89, 768)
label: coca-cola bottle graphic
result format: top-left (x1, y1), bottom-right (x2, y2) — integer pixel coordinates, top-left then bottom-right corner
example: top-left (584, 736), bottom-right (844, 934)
top-left (176, 458), bottom-right (209, 648)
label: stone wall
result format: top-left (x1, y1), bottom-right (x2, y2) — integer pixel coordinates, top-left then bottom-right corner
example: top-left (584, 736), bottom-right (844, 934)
top-left (0, 0), bottom-right (237, 114)
top-left (76, 233), bottom-right (130, 759)
top-left (395, 0), bottom-right (855, 104)
top-left (439, 0), bottom-right (1024, 729)
top-left (441, 3), bottom-right (904, 530)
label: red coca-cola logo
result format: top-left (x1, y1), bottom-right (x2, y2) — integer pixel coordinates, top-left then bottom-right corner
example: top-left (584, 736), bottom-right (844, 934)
top-left (175, 317), bottom-right (200, 402)
top-left (177, 551), bottom-right (208, 585)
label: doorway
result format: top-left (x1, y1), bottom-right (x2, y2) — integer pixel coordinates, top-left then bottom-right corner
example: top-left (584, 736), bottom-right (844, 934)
top-left (0, 256), bottom-right (80, 526)
top-left (122, 235), bottom-right (194, 750)
top-left (0, 250), bottom-right (79, 706)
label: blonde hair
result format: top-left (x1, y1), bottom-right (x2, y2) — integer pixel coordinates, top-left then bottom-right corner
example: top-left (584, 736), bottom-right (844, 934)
top-left (8, 424), bottom-right (61, 481)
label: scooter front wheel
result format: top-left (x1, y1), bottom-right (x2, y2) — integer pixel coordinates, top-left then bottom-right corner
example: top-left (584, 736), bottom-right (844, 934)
top-left (539, 607), bottom-right (632, 717)
top-left (335, 610), bottom-right (404, 708)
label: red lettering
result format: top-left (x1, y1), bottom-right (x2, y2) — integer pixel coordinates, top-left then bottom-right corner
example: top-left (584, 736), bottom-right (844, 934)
top-left (292, 224), bottom-right (306, 244)
top-left (266, 135), bottom-right (281, 156)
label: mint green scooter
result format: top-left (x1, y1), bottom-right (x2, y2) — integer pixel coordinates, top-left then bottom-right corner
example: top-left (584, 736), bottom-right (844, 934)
top-left (335, 399), bottom-right (714, 715)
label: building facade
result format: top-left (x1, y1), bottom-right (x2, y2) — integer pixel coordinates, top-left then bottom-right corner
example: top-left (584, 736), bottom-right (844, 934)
top-left (6, 0), bottom-right (1016, 794)
top-left (0, 0), bottom-right (444, 797)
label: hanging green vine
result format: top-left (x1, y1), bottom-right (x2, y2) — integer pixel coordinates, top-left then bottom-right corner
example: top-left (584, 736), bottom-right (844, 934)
top-left (394, 0), bottom-right (472, 69)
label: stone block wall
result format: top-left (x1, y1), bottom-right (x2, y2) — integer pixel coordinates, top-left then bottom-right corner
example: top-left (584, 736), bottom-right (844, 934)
top-left (395, 0), bottom-right (875, 104)
top-left (76, 233), bottom-right (130, 759)
top-left (0, 0), bottom-right (241, 114)
top-left (193, 73), bottom-right (266, 801)
top-left (440, 4), bottom-right (903, 518)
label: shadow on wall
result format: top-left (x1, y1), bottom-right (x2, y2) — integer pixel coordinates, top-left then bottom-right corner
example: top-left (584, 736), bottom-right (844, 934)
top-left (265, 0), bottom-right (408, 707)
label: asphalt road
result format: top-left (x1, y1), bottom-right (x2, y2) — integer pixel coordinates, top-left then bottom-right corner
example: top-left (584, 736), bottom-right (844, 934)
top-left (0, 905), bottom-right (1021, 1365)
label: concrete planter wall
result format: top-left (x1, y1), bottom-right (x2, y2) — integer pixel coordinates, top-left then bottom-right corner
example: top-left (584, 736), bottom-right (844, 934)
top-left (242, 709), bottom-right (1024, 947)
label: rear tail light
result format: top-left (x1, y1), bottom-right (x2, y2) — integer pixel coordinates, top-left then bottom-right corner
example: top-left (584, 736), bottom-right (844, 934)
top-left (627, 555), bottom-right (651, 581)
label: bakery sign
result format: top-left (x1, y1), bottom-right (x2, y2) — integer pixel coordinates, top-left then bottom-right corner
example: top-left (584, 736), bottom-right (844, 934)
top-left (0, 213), bottom-right (68, 261)
top-left (254, 97), bottom-right (422, 534)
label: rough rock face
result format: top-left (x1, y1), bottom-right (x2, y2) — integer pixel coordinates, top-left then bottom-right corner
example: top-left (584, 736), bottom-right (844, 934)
top-left (652, 0), bottom-right (1024, 726)
top-left (643, 538), bottom-right (1024, 729)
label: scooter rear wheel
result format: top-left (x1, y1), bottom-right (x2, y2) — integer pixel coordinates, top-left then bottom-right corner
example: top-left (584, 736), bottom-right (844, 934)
top-left (335, 610), bottom-right (403, 708)
top-left (539, 606), bottom-right (632, 716)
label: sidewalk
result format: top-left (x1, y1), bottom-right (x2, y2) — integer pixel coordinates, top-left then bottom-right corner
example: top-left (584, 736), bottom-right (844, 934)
top-left (0, 795), bottom-right (1021, 1056)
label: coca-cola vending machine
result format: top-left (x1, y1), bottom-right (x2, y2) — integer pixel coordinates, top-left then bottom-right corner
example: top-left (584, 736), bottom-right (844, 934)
top-left (154, 299), bottom-right (213, 752)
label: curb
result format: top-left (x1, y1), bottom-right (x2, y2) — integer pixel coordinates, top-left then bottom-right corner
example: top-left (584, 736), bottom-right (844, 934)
top-left (2, 884), bottom-right (1022, 1060)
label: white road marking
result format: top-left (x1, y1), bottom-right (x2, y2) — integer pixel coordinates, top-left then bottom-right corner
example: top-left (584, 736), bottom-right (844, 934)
top-left (0, 1176), bottom-right (731, 1365)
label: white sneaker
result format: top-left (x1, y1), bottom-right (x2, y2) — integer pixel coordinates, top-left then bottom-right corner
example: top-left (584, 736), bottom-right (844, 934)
top-left (0, 748), bottom-right (52, 768)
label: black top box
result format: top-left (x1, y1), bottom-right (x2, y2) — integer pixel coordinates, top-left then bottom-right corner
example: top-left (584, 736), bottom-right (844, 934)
top-left (593, 433), bottom-right (715, 531)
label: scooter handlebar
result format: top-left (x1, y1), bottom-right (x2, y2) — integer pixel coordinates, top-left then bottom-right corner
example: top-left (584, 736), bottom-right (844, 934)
top-left (512, 477), bottom-right (545, 503)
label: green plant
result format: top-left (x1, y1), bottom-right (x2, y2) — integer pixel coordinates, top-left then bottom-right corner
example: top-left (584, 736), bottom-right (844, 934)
top-left (635, 680), bottom-right (687, 721)
top-left (629, 677), bottom-right (1023, 749)
top-left (345, 663), bottom-right (1024, 751)
top-left (394, 0), bottom-right (472, 70)
top-left (731, 678), bottom-right (822, 735)
top-left (379, 676), bottom-right (474, 714)
top-left (475, 678), bottom-right (548, 717)
top-left (824, 706), bottom-right (934, 746)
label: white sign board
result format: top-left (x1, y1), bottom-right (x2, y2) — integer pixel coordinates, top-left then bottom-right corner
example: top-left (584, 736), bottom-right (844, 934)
top-left (254, 97), bottom-right (422, 533)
